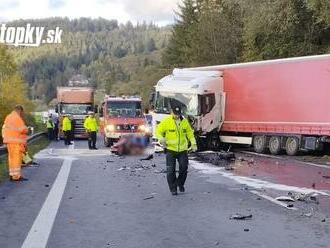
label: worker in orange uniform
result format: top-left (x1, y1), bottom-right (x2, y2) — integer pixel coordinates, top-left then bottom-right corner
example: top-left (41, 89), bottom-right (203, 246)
top-left (1, 105), bottom-right (29, 182)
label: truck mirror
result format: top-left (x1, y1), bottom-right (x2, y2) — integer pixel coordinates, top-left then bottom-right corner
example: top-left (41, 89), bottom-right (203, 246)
top-left (149, 92), bottom-right (155, 107)
top-left (94, 105), bottom-right (98, 114)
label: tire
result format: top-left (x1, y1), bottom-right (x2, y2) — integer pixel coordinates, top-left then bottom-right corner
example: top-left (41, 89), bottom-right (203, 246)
top-left (269, 136), bottom-right (281, 155)
top-left (286, 137), bottom-right (299, 156)
top-left (253, 135), bottom-right (267, 153)
top-left (104, 137), bottom-right (112, 147)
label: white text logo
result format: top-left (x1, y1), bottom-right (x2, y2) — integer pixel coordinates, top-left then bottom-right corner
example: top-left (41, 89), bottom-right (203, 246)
top-left (0, 24), bottom-right (63, 47)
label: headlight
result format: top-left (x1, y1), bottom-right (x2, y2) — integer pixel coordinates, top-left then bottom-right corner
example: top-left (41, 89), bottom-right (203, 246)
top-left (138, 125), bottom-right (146, 131)
top-left (138, 125), bottom-right (150, 133)
top-left (106, 125), bottom-right (115, 132)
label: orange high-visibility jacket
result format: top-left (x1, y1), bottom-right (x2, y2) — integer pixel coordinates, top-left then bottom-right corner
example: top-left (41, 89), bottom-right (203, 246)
top-left (1, 111), bottom-right (28, 144)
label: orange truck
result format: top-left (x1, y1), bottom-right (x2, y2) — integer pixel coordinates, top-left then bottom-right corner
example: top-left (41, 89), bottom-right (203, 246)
top-left (99, 96), bottom-right (149, 147)
top-left (56, 87), bottom-right (96, 139)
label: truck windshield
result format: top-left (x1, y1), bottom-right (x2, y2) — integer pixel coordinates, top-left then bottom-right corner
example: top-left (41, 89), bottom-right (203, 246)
top-left (107, 101), bottom-right (142, 117)
top-left (61, 104), bottom-right (92, 115)
top-left (154, 92), bottom-right (199, 116)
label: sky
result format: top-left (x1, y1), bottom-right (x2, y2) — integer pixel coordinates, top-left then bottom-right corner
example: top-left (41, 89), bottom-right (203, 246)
top-left (0, 0), bottom-right (180, 25)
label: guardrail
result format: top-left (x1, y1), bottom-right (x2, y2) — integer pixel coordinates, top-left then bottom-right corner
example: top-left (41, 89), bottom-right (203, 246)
top-left (0, 132), bottom-right (47, 157)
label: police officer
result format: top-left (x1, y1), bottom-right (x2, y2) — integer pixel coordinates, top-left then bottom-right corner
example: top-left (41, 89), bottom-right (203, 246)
top-left (62, 114), bottom-right (72, 145)
top-left (84, 111), bottom-right (98, 150)
top-left (156, 105), bottom-right (197, 195)
top-left (46, 114), bottom-right (54, 140)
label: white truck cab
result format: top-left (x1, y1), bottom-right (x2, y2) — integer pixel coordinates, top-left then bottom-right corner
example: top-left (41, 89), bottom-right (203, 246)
top-left (152, 69), bottom-right (225, 148)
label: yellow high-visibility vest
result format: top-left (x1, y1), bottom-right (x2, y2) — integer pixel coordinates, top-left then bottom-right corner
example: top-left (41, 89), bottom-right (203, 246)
top-left (156, 115), bottom-right (196, 152)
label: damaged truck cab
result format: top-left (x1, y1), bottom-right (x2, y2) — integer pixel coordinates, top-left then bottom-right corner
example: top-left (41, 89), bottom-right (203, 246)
top-left (152, 54), bottom-right (330, 155)
top-left (99, 96), bottom-right (150, 147)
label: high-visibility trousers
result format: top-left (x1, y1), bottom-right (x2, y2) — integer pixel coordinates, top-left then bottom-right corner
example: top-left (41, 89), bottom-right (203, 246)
top-left (7, 143), bottom-right (25, 179)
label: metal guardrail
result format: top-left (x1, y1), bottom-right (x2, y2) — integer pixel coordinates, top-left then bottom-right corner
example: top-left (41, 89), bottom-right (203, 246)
top-left (0, 132), bottom-right (47, 157)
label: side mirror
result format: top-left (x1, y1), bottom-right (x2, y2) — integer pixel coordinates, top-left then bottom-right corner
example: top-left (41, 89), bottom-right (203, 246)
top-left (149, 92), bottom-right (155, 108)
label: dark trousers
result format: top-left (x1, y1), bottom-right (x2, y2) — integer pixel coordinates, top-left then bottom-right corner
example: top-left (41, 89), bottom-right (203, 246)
top-left (166, 151), bottom-right (189, 192)
top-left (54, 125), bottom-right (59, 140)
top-left (64, 131), bottom-right (71, 145)
top-left (47, 128), bottom-right (53, 140)
top-left (88, 131), bottom-right (97, 149)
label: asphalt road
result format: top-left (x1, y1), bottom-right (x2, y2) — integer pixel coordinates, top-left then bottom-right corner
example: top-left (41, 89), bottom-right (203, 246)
top-left (0, 139), bottom-right (330, 248)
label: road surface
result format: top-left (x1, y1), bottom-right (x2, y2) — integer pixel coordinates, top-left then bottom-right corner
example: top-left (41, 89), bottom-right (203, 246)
top-left (0, 139), bottom-right (330, 248)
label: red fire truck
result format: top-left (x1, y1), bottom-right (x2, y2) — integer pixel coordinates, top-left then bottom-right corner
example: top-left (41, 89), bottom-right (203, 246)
top-left (99, 96), bottom-right (149, 147)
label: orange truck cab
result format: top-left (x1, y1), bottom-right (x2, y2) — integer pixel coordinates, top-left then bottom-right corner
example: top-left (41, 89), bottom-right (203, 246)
top-left (99, 96), bottom-right (150, 147)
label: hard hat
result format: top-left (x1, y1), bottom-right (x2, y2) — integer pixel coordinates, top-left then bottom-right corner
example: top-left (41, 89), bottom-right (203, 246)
top-left (88, 111), bottom-right (94, 115)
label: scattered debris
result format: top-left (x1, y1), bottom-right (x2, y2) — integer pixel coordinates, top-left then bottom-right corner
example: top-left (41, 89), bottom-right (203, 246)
top-left (287, 204), bottom-right (294, 208)
top-left (107, 160), bottom-right (114, 163)
top-left (118, 166), bottom-right (130, 171)
top-left (154, 169), bottom-right (167, 174)
top-left (68, 197), bottom-right (73, 200)
top-left (44, 184), bottom-right (50, 188)
top-left (303, 212), bottom-right (313, 217)
top-left (321, 219), bottom-right (326, 222)
top-left (1, 196), bottom-right (6, 200)
top-left (256, 197), bottom-right (261, 200)
top-left (322, 175), bottom-right (330, 179)
top-left (193, 151), bottom-right (235, 167)
top-left (214, 241), bottom-right (220, 246)
top-left (151, 164), bottom-right (156, 167)
top-left (276, 196), bottom-right (295, 202)
top-left (143, 195), bottom-right (154, 200)
top-left (244, 228), bottom-right (250, 232)
top-left (140, 154), bottom-right (154, 161)
top-left (230, 214), bottom-right (253, 220)
top-left (312, 183), bottom-right (316, 188)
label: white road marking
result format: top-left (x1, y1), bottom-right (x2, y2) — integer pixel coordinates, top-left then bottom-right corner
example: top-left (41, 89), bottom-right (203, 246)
top-left (250, 190), bottom-right (298, 210)
top-left (21, 158), bottom-right (74, 248)
top-left (190, 161), bottom-right (329, 196)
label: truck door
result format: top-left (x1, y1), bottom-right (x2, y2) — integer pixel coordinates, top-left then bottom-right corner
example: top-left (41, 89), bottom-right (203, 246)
top-left (200, 93), bottom-right (224, 133)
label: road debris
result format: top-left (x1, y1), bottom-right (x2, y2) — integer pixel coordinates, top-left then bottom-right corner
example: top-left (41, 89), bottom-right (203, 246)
top-left (244, 228), bottom-right (250, 232)
top-left (143, 195), bottom-right (154, 200)
top-left (229, 214), bottom-right (253, 220)
top-left (140, 154), bottom-right (153, 161)
top-left (275, 196), bottom-right (295, 202)
top-left (193, 151), bottom-right (235, 167)
top-left (287, 204), bottom-right (294, 208)
top-left (44, 184), bottom-right (50, 188)
top-left (322, 175), bottom-right (330, 179)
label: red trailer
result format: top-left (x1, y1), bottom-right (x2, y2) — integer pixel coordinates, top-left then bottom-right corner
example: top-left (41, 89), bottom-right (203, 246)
top-left (154, 54), bottom-right (330, 155)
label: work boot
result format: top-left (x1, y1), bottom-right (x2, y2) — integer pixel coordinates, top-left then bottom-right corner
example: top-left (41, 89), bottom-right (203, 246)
top-left (10, 176), bottom-right (28, 182)
top-left (93, 147), bottom-right (98, 150)
top-left (179, 186), bottom-right (185, 193)
top-left (171, 191), bottom-right (178, 196)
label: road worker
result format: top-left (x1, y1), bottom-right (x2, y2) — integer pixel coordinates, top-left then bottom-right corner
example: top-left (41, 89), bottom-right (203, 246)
top-left (1, 105), bottom-right (29, 182)
top-left (84, 111), bottom-right (98, 150)
top-left (46, 114), bottom-right (54, 140)
top-left (156, 104), bottom-right (197, 195)
top-left (62, 114), bottom-right (72, 145)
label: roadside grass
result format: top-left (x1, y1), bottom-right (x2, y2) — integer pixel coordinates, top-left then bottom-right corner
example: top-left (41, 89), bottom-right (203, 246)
top-left (0, 136), bottom-right (50, 182)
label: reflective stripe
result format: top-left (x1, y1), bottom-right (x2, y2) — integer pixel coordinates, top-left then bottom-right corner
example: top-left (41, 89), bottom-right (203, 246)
top-left (4, 137), bottom-right (27, 143)
top-left (3, 125), bottom-right (27, 132)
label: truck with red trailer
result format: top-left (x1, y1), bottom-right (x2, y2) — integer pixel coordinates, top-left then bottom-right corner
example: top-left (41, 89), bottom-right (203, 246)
top-left (151, 54), bottom-right (330, 155)
top-left (99, 96), bottom-right (150, 147)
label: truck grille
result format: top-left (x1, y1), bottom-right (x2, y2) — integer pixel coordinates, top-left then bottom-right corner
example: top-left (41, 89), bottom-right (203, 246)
top-left (116, 124), bottom-right (139, 131)
top-left (73, 119), bottom-right (85, 135)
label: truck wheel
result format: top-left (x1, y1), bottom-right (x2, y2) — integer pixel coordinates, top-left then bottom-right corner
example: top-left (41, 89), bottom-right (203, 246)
top-left (104, 137), bottom-right (112, 147)
top-left (286, 137), bottom-right (299, 156)
top-left (253, 135), bottom-right (267, 153)
top-left (269, 136), bottom-right (281, 155)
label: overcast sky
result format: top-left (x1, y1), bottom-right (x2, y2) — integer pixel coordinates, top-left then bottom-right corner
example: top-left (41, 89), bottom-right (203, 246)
top-left (0, 0), bottom-right (180, 25)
